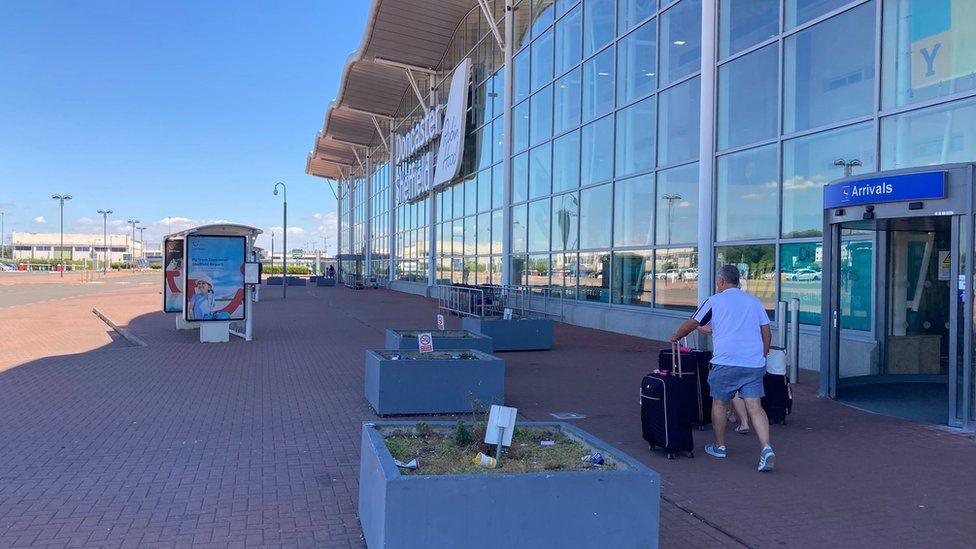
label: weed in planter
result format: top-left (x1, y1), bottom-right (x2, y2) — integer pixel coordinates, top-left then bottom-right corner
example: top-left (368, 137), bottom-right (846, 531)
top-left (415, 422), bottom-right (433, 439)
top-left (453, 420), bottom-right (472, 447)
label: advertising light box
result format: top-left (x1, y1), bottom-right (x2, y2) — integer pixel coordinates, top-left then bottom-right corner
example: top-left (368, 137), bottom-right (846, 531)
top-left (184, 235), bottom-right (246, 322)
top-left (163, 238), bottom-right (184, 313)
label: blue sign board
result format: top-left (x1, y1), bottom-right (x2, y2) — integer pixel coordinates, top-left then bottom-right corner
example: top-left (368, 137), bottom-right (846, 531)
top-left (823, 171), bottom-right (946, 209)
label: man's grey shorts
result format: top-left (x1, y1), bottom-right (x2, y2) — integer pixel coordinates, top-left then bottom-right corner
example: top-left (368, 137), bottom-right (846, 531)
top-left (708, 364), bottom-right (765, 401)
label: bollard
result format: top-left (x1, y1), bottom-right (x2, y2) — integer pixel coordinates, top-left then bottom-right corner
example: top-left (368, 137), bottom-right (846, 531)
top-left (789, 298), bottom-right (800, 383)
top-left (776, 300), bottom-right (787, 348)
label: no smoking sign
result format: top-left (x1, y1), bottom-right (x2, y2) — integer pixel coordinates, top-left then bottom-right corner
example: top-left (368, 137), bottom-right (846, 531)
top-left (418, 332), bottom-right (434, 353)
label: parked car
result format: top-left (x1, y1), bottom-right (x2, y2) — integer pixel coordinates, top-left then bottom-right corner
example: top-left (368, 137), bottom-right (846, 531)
top-left (789, 268), bottom-right (821, 281)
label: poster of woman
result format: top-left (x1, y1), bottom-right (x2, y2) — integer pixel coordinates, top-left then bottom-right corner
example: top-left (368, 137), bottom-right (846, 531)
top-left (184, 235), bottom-right (246, 321)
top-left (163, 238), bottom-right (184, 313)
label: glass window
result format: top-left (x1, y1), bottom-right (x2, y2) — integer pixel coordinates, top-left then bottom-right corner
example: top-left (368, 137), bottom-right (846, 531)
top-left (512, 203), bottom-right (528, 253)
top-left (557, 0), bottom-right (580, 17)
top-left (515, 2), bottom-right (532, 49)
top-left (580, 182), bottom-right (613, 248)
top-left (783, 122), bottom-right (875, 238)
top-left (532, 0), bottom-right (556, 36)
top-left (492, 163), bottom-right (504, 209)
top-left (510, 254), bottom-right (527, 285)
top-left (529, 198), bottom-right (552, 251)
top-left (514, 100), bottom-right (530, 152)
top-left (453, 181), bottom-right (464, 217)
top-left (715, 245), bottom-right (777, 312)
top-left (583, 0), bottom-right (616, 56)
top-left (619, 0), bottom-right (655, 33)
top-left (617, 18), bottom-right (657, 105)
top-left (654, 247), bottom-right (698, 310)
top-left (527, 254), bottom-right (551, 287)
top-left (492, 68), bottom-right (506, 114)
top-left (532, 28), bottom-right (555, 92)
top-left (658, 76), bottom-right (700, 165)
top-left (786, 0), bottom-right (852, 28)
top-left (531, 85), bottom-right (554, 145)
top-left (553, 130), bottom-right (582, 193)
top-left (718, 43), bottom-right (778, 150)
top-left (719, 0), bottom-right (779, 58)
top-left (513, 152), bottom-right (529, 203)
top-left (655, 162), bottom-right (698, 245)
top-left (465, 177), bottom-right (477, 217)
top-left (716, 144), bottom-right (778, 242)
top-left (491, 210), bottom-right (504, 254)
top-left (779, 240), bottom-right (872, 329)
top-left (464, 216), bottom-right (477, 255)
top-left (492, 118), bottom-right (504, 165)
top-left (478, 170), bottom-right (491, 213)
top-left (614, 173), bottom-right (654, 246)
top-left (613, 250), bottom-right (654, 305)
top-left (583, 48), bottom-right (615, 121)
top-left (529, 142), bottom-right (553, 199)
top-left (784, 2), bottom-right (876, 133)
top-left (453, 219), bottom-right (464, 254)
top-left (616, 96), bottom-right (656, 177)
top-left (515, 50), bottom-right (531, 103)
top-left (555, 5), bottom-right (583, 76)
top-left (581, 115), bottom-right (615, 185)
top-left (881, 96), bottom-right (976, 170)
top-left (882, 0), bottom-right (976, 108)
top-left (551, 252), bottom-right (578, 299)
top-left (579, 252), bottom-right (611, 302)
top-left (660, 0), bottom-right (702, 85)
top-left (554, 68), bottom-right (582, 134)
top-left (552, 192), bottom-right (580, 250)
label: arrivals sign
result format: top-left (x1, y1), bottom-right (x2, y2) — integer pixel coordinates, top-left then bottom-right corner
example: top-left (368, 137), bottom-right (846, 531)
top-left (184, 235), bottom-right (247, 322)
top-left (823, 171), bottom-right (946, 209)
top-left (394, 58), bottom-right (471, 204)
top-left (163, 238), bottom-right (184, 313)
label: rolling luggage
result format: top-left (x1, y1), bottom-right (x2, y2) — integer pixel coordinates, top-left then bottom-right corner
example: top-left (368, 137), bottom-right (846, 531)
top-left (641, 343), bottom-right (696, 459)
top-left (658, 344), bottom-right (713, 430)
top-left (762, 373), bottom-right (793, 425)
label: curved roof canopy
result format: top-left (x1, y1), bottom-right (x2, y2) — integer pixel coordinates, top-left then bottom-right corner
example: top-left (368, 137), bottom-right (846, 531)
top-left (165, 224), bottom-right (263, 240)
top-left (305, 0), bottom-right (480, 180)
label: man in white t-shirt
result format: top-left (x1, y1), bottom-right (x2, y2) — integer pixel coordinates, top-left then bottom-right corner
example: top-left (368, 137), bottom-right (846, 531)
top-left (670, 264), bottom-right (776, 472)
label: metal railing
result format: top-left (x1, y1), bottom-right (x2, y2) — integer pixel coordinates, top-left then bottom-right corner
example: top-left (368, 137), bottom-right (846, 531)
top-left (435, 285), bottom-right (486, 318)
top-left (435, 283), bottom-right (565, 321)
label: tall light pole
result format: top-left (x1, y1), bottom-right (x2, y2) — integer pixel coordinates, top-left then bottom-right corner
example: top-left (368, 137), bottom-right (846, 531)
top-left (97, 209), bottom-right (112, 274)
top-left (833, 158), bottom-right (862, 178)
top-left (126, 219), bottom-right (140, 267)
top-left (273, 182), bottom-right (287, 298)
top-left (51, 194), bottom-right (72, 278)
top-left (137, 226), bottom-right (147, 260)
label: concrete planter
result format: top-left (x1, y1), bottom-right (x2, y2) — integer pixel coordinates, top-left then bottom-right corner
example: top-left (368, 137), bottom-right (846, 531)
top-left (316, 277), bottom-right (337, 287)
top-left (461, 316), bottom-right (553, 351)
top-left (364, 350), bottom-right (504, 416)
top-left (285, 276), bottom-right (307, 286)
top-left (266, 276), bottom-right (283, 286)
top-left (384, 329), bottom-right (493, 354)
top-left (359, 421), bottom-right (661, 549)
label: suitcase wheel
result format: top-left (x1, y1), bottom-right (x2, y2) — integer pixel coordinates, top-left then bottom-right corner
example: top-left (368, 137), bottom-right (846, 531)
top-left (698, 425), bottom-right (706, 432)
top-left (688, 451), bottom-right (694, 458)
top-left (666, 453), bottom-right (676, 460)
top-left (780, 419), bottom-right (787, 425)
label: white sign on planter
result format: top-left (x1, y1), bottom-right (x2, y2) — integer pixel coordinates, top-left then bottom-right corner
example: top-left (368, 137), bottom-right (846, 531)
top-left (436, 314), bottom-right (445, 331)
top-left (485, 404), bottom-right (517, 447)
top-left (418, 332), bottom-right (434, 353)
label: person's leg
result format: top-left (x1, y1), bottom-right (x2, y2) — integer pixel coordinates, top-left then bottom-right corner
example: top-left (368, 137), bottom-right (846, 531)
top-left (743, 398), bottom-right (770, 448)
top-left (732, 395), bottom-right (750, 433)
top-left (711, 398), bottom-right (729, 447)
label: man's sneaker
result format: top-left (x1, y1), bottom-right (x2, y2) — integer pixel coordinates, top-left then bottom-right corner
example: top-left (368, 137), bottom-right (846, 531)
top-left (705, 444), bottom-right (727, 459)
top-left (758, 445), bottom-right (776, 472)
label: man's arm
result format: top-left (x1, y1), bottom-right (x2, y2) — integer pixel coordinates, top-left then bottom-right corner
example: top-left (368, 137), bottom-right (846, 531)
top-left (760, 324), bottom-right (771, 357)
top-left (670, 318), bottom-right (700, 343)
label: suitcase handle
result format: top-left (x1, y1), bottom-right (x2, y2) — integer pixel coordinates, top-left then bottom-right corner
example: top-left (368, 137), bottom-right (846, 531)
top-left (671, 341), bottom-right (684, 375)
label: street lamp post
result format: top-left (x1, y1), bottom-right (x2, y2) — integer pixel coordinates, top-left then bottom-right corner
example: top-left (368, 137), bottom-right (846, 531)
top-left (833, 158), bottom-right (862, 178)
top-left (51, 194), bottom-right (73, 278)
top-left (97, 209), bottom-right (113, 274)
top-left (137, 226), bottom-right (147, 260)
top-left (126, 219), bottom-right (140, 267)
top-left (273, 182), bottom-right (287, 298)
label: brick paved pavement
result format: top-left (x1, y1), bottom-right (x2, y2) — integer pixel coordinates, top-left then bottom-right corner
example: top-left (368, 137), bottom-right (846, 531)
top-left (0, 283), bottom-right (973, 547)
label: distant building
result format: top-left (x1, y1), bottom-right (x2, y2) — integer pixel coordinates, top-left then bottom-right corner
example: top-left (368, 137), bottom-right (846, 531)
top-left (12, 232), bottom-right (143, 263)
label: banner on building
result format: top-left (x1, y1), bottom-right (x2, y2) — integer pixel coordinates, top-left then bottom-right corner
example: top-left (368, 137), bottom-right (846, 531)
top-left (183, 235), bottom-right (246, 322)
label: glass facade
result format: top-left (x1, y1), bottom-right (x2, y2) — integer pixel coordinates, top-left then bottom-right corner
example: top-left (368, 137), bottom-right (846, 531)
top-left (336, 0), bottom-right (976, 333)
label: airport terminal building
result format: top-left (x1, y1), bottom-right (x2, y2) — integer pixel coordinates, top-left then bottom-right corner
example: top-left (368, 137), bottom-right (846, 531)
top-left (306, 0), bottom-right (976, 427)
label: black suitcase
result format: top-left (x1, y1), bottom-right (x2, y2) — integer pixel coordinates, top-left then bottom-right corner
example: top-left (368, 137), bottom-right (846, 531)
top-left (762, 373), bottom-right (793, 425)
top-left (658, 346), bottom-right (713, 430)
top-left (641, 344), bottom-right (696, 459)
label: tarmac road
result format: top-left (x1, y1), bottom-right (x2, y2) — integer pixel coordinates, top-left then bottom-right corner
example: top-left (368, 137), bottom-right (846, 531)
top-left (0, 273), bottom-right (160, 309)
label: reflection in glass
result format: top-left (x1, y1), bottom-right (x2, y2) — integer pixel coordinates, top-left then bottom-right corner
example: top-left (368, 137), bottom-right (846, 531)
top-left (512, 204), bottom-right (528, 253)
top-left (551, 252), bottom-right (578, 299)
top-left (554, 68), bottom-right (582, 134)
top-left (580, 183), bottom-right (613, 249)
top-left (491, 210), bottom-right (503, 255)
top-left (514, 49), bottom-right (530, 103)
top-left (513, 152), bottom-right (529, 204)
top-left (718, 44), bottom-right (778, 150)
top-left (510, 254), bottom-right (527, 285)
top-left (881, 96), bottom-right (976, 170)
top-left (555, 5), bottom-right (582, 77)
top-left (654, 247), bottom-right (698, 310)
top-left (660, 0), bottom-right (702, 85)
top-left (531, 28), bottom-right (554, 92)
top-left (617, 18), bottom-right (657, 105)
top-left (716, 144), bottom-right (778, 242)
top-left (720, 0), bottom-right (779, 58)
top-left (477, 169), bottom-right (491, 213)
top-left (552, 192), bottom-right (580, 250)
top-left (614, 174), bottom-right (654, 247)
top-left (583, 48), bottom-right (615, 122)
top-left (553, 130), bottom-right (581, 193)
top-left (619, 0), bottom-right (655, 34)
top-left (658, 77), bottom-right (700, 165)
top-left (784, 2), bottom-right (875, 133)
top-left (583, 0), bottom-right (615, 56)
top-left (613, 250), bottom-right (654, 306)
top-left (464, 216), bottom-right (477, 255)
top-left (477, 213), bottom-right (491, 255)
top-left (579, 252), bottom-right (611, 302)
top-left (527, 254), bottom-right (551, 288)
top-left (715, 245), bottom-right (776, 312)
top-left (514, 100), bottom-right (530, 152)
top-left (581, 115), bottom-right (614, 185)
top-left (782, 122), bottom-right (875, 238)
top-left (529, 142), bottom-right (553, 199)
top-left (616, 96), bottom-right (656, 177)
top-left (531, 0), bottom-right (556, 36)
top-left (530, 85), bottom-right (554, 146)
top-left (528, 198), bottom-right (552, 252)
top-left (655, 163), bottom-right (699, 245)
top-left (786, 0), bottom-right (852, 28)
top-left (492, 163), bottom-right (504, 209)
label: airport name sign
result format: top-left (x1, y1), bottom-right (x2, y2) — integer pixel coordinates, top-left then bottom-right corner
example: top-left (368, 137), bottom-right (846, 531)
top-left (394, 58), bottom-right (471, 204)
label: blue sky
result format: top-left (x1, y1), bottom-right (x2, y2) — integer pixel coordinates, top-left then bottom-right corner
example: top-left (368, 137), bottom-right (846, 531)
top-left (0, 1), bottom-right (368, 254)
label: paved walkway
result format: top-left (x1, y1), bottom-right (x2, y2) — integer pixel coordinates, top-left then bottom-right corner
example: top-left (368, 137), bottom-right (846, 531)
top-left (0, 283), bottom-right (973, 547)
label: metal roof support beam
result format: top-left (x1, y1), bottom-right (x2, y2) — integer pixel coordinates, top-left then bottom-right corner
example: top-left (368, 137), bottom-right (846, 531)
top-left (404, 69), bottom-right (429, 114)
top-left (351, 146), bottom-right (366, 174)
top-left (477, 0), bottom-right (505, 53)
top-left (373, 57), bottom-right (436, 75)
top-left (326, 136), bottom-right (373, 149)
top-left (371, 116), bottom-right (390, 153)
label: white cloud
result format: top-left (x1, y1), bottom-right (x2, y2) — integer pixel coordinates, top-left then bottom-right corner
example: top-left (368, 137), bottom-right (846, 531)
top-left (34, 216), bottom-right (46, 223)
top-left (76, 216), bottom-right (95, 224)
